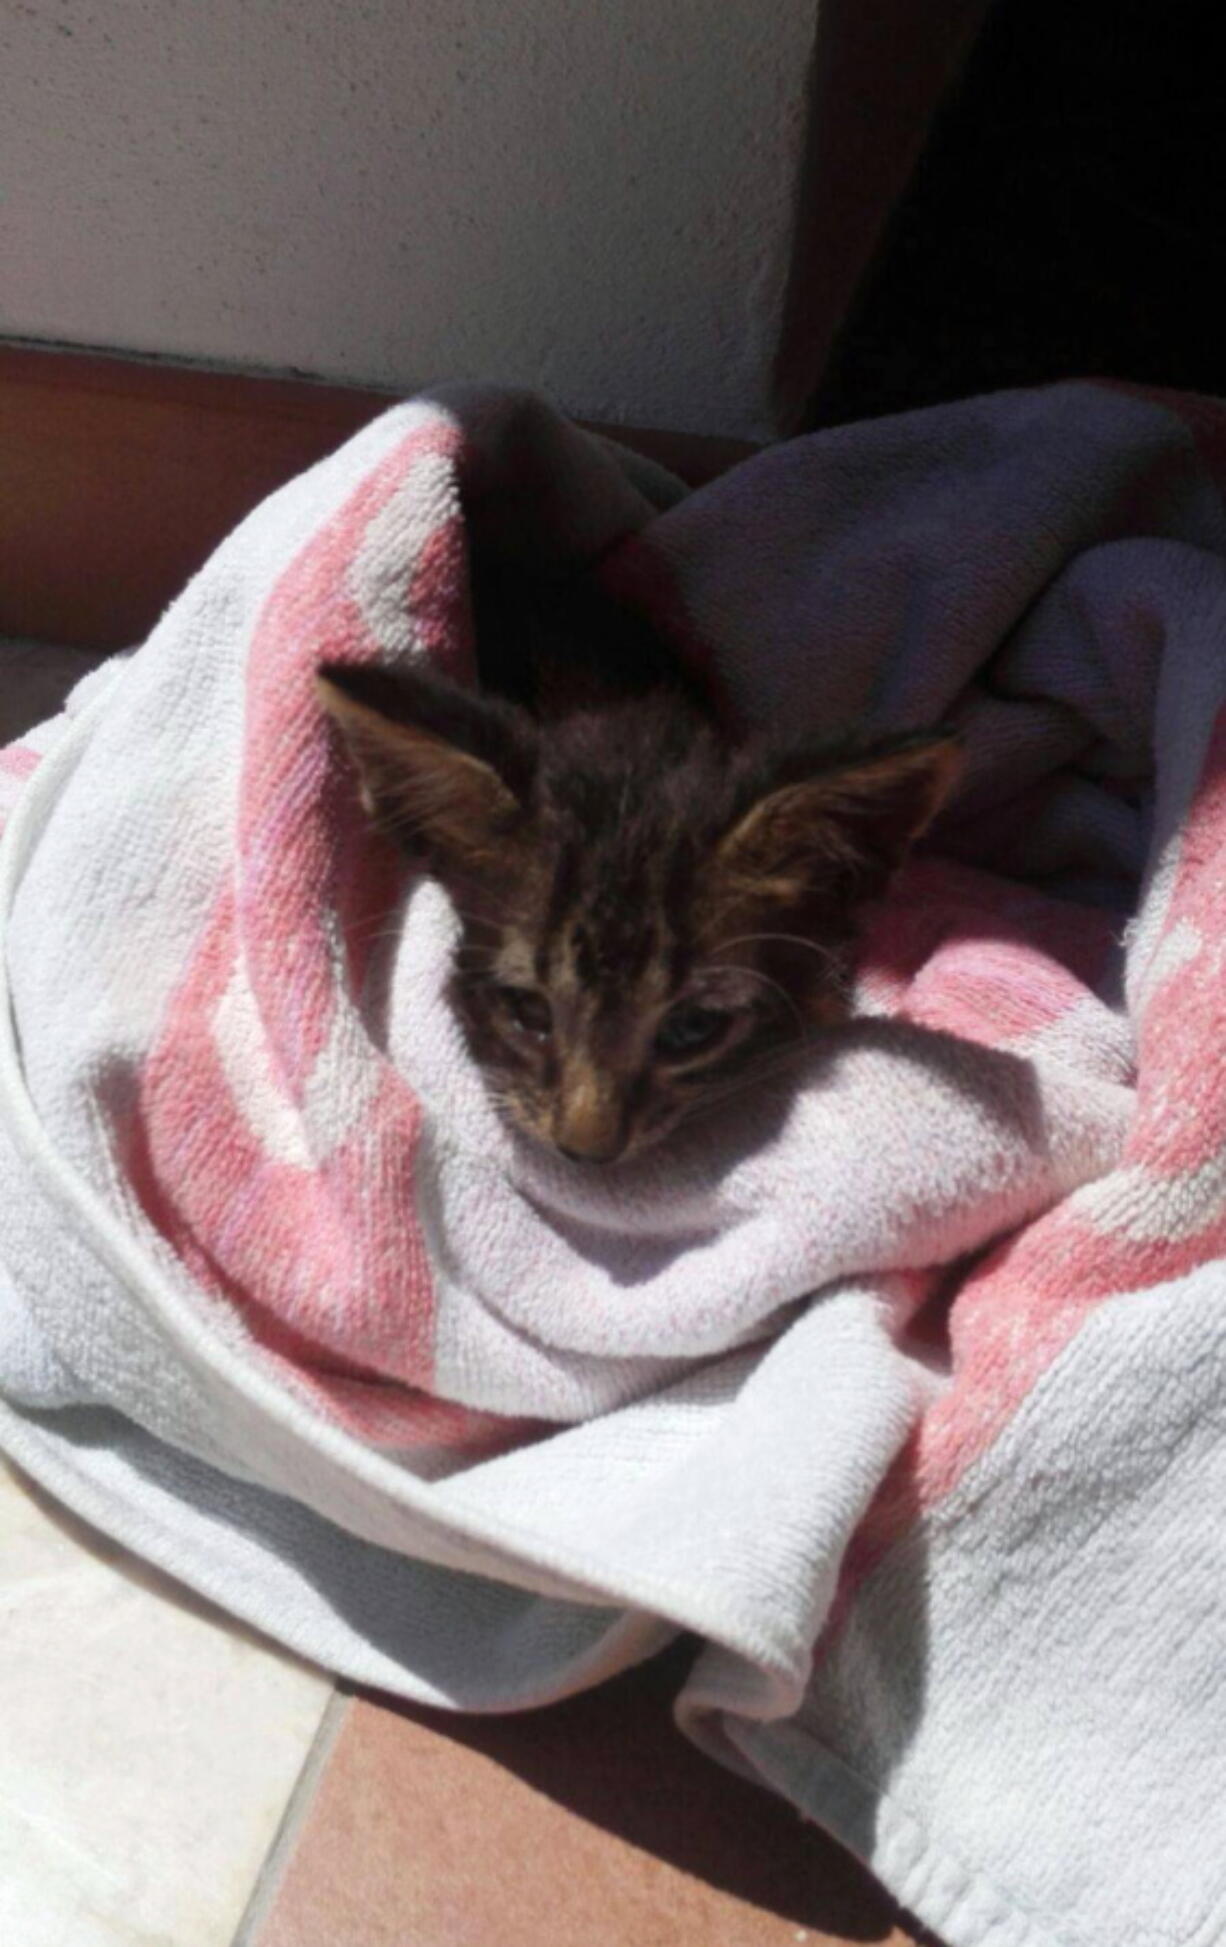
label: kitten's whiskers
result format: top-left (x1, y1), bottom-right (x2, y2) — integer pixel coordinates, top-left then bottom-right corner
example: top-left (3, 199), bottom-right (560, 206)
top-left (708, 931), bottom-right (845, 973)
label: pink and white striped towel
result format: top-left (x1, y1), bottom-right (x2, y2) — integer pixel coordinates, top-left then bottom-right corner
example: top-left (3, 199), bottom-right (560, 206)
top-left (4, 381), bottom-right (1226, 1947)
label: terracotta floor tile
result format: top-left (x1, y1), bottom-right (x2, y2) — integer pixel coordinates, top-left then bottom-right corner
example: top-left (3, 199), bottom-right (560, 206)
top-left (248, 1645), bottom-right (924, 1947)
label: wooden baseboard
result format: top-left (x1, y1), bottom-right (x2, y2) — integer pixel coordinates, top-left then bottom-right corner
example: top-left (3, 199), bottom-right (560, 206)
top-left (0, 345), bottom-right (755, 652)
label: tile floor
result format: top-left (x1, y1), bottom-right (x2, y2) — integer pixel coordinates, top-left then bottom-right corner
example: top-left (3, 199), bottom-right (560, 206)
top-left (243, 1653), bottom-right (921, 1947)
top-left (1, 1460), bottom-right (922, 1947)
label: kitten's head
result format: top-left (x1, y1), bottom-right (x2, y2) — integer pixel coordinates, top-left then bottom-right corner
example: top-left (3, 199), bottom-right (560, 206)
top-left (317, 663), bottom-right (958, 1163)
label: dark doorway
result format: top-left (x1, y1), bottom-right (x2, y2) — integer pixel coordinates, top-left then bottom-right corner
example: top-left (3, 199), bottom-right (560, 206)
top-left (800, 0), bottom-right (1226, 428)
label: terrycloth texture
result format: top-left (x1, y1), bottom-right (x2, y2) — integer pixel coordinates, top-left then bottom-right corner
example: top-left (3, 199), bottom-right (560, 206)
top-left (4, 381), bottom-right (1226, 1947)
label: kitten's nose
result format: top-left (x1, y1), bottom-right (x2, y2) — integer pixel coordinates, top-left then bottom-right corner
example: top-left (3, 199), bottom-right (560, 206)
top-left (556, 1140), bottom-right (617, 1165)
top-left (554, 1126), bottom-right (627, 1164)
top-left (553, 1070), bottom-right (628, 1163)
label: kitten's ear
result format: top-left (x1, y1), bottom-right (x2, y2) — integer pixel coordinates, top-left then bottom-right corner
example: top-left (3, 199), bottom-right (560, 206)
top-left (718, 731), bottom-right (961, 904)
top-left (315, 663), bottom-right (536, 871)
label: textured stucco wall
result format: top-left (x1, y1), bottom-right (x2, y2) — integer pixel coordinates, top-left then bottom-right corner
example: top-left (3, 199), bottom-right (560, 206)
top-left (1, 1), bottom-right (815, 437)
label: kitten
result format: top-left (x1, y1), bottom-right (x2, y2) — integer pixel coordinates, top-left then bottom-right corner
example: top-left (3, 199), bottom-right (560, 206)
top-left (317, 574), bottom-right (958, 1164)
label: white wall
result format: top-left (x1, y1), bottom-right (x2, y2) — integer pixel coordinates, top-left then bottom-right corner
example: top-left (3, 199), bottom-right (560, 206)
top-left (1, 1), bottom-right (815, 438)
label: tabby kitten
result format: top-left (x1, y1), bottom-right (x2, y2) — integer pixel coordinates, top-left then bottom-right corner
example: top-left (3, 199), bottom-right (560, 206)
top-left (317, 575), bottom-right (957, 1164)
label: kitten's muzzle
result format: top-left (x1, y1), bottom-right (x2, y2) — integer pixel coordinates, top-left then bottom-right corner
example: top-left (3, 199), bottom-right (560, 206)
top-left (551, 1068), bottom-right (630, 1164)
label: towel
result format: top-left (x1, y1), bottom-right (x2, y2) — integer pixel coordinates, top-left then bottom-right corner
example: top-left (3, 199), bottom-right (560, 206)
top-left (4, 380), bottom-right (1226, 1947)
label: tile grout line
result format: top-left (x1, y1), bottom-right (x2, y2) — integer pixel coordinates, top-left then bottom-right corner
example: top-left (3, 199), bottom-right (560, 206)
top-left (231, 1683), bottom-right (352, 1947)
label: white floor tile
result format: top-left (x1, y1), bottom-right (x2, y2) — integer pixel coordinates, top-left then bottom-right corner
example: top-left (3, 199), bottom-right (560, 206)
top-left (0, 1459), bottom-right (333, 1947)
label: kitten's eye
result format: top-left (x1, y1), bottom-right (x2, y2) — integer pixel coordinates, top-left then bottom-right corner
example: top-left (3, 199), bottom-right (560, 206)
top-left (496, 985), bottom-right (553, 1040)
top-left (655, 1002), bottom-right (730, 1060)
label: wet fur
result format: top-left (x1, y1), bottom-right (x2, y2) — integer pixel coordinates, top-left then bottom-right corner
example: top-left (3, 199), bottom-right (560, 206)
top-left (318, 572), bottom-right (958, 1163)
